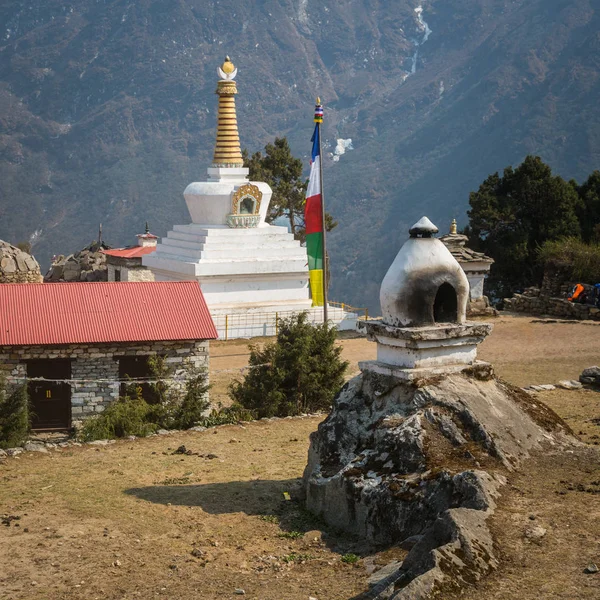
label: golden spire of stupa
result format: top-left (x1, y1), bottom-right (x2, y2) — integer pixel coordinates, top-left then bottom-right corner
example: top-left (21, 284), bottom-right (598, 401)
top-left (450, 218), bottom-right (457, 235)
top-left (212, 56), bottom-right (243, 167)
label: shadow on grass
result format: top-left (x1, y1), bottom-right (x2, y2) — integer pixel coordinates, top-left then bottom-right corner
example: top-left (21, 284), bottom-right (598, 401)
top-left (125, 477), bottom-right (302, 515)
top-left (125, 478), bottom-right (363, 553)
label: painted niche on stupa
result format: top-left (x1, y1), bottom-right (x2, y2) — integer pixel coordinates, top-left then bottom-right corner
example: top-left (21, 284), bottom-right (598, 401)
top-left (227, 183), bottom-right (263, 228)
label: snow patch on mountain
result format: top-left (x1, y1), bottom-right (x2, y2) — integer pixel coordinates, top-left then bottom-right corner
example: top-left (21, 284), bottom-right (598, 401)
top-left (332, 138), bottom-right (354, 162)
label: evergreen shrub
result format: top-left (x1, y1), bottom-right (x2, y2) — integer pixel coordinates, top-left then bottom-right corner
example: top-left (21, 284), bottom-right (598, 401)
top-left (537, 237), bottom-right (600, 283)
top-left (0, 373), bottom-right (30, 449)
top-left (229, 313), bottom-right (349, 418)
top-left (80, 367), bottom-right (212, 441)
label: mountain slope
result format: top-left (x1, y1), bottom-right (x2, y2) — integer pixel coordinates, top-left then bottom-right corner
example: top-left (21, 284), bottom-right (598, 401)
top-left (1, 0), bottom-right (599, 310)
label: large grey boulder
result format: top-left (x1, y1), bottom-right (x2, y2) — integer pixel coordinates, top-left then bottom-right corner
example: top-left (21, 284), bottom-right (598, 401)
top-left (303, 368), bottom-right (573, 597)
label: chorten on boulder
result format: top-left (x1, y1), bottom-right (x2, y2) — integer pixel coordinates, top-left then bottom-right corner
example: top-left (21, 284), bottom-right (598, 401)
top-left (143, 57), bottom-right (349, 338)
top-left (361, 217), bottom-right (492, 380)
top-left (303, 217), bottom-right (572, 597)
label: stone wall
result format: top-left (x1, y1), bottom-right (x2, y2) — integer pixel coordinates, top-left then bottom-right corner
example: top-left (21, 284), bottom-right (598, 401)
top-left (45, 242), bottom-right (108, 282)
top-left (503, 286), bottom-right (600, 321)
top-left (0, 240), bottom-right (43, 283)
top-left (0, 340), bottom-right (210, 427)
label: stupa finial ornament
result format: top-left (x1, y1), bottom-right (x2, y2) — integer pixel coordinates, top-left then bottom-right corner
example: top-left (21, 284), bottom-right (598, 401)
top-left (213, 56), bottom-right (243, 167)
top-left (217, 56), bottom-right (237, 80)
top-left (450, 218), bottom-right (457, 235)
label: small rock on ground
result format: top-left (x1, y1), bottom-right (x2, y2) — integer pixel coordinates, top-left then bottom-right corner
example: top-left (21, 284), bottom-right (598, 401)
top-left (23, 442), bottom-right (48, 453)
top-left (584, 563), bottom-right (599, 574)
top-left (557, 380), bottom-right (583, 390)
top-left (524, 525), bottom-right (547, 541)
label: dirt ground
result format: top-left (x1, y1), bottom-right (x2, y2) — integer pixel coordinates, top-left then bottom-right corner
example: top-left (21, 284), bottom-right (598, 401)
top-left (1, 314), bottom-right (599, 599)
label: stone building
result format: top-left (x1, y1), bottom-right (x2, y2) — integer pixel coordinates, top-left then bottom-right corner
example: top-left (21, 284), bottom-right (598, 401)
top-left (104, 224), bottom-right (157, 282)
top-left (440, 219), bottom-right (496, 317)
top-left (0, 281), bottom-right (217, 430)
top-left (0, 240), bottom-right (43, 283)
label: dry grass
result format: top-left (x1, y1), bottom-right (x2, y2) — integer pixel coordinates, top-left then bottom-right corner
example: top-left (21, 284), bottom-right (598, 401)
top-left (1, 315), bottom-right (599, 599)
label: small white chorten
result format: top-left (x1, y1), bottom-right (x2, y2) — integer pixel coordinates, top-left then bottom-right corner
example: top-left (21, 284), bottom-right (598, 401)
top-left (359, 217), bottom-right (492, 380)
top-left (144, 57), bottom-right (348, 337)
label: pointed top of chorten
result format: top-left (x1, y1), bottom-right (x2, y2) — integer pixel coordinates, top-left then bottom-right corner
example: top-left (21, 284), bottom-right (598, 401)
top-left (409, 216), bottom-right (439, 238)
top-left (450, 218), bottom-right (457, 235)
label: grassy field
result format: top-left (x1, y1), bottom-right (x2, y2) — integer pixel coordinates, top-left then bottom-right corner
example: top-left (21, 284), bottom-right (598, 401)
top-left (1, 314), bottom-right (599, 599)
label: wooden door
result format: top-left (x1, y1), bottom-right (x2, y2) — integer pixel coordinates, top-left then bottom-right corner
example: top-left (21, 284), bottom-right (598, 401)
top-left (28, 359), bottom-right (72, 430)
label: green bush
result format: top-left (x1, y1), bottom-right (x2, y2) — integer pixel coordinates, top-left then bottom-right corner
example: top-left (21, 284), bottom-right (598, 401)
top-left (229, 313), bottom-right (349, 418)
top-left (80, 367), bottom-right (212, 441)
top-left (537, 237), bottom-right (600, 283)
top-left (0, 374), bottom-right (30, 449)
top-left (79, 393), bottom-right (157, 441)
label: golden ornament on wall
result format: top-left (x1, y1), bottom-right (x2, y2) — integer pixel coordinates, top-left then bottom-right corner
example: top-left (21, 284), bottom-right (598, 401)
top-left (231, 184), bottom-right (262, 215)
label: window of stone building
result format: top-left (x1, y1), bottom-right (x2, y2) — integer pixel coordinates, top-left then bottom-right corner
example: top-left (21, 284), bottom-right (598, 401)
top-left (117, 355), bottom-right (160, 403)
top-left (114, 269), bottom-right (121, 281)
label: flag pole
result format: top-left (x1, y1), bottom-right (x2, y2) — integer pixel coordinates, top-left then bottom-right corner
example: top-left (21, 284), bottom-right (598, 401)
top-left (316, 97), bottom-right (328, 323)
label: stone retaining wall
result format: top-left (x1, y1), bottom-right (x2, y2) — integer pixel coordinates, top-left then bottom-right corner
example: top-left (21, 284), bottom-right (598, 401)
top-left (0, 340), bottom-right (210, 427)
top-left (504, 287), bottom-right (600, 321)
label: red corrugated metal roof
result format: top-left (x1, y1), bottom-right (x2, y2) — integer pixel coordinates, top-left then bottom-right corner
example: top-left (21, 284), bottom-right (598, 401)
top-left (0, 281), bottom-right (218, 346)
top-left (103, 246), bottom-right (157, 258)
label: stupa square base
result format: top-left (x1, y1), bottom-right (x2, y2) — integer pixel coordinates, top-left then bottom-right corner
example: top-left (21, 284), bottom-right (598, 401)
top-left (359, 319), bottom-right (492, 369)
top-left (358, 359), bottom-right (493, 381)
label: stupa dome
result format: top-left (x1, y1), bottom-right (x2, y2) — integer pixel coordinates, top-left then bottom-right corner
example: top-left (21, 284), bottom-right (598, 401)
top-left (0, 240), bottom-right (43, 283)
top-left (380, 217), bottom-right (469, 327)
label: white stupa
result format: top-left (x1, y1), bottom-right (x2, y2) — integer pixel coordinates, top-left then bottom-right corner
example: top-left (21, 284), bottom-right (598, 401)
top-left (144, 57), bottom-right (350, 337)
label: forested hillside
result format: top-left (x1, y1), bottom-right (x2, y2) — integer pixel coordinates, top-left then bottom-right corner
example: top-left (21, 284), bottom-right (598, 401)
top-left (1, 0), bottom-right (599, 310)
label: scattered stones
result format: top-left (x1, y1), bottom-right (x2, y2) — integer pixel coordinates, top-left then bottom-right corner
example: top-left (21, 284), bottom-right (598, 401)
top-left (6, 448), bottom-right (23, 456)
top-left (234, 589), bottom-right (246, 595)
top-left (584, 563), bottom-right (599, 574)
top-left (1, 515), bottom-right (21, 526)
top-left (156, 429), bottom-right (171, 436)
top-left (0, 449), bottom-right (7, 458)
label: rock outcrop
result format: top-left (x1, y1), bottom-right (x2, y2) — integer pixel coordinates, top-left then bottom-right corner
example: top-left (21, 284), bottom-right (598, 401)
top-left (303, 367), bottom-right (573, 598)
top-left (0, 240), bottom-right (43, 283)
top-left (44, 241), bottom-right (110, 282)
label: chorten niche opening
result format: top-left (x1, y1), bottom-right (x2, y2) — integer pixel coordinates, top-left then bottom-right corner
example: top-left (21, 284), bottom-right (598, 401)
top-left (362, 216), bottom-right (491, 378)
